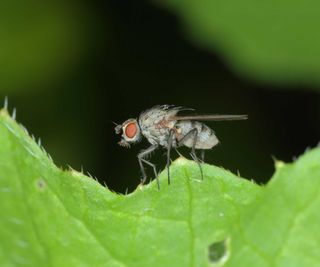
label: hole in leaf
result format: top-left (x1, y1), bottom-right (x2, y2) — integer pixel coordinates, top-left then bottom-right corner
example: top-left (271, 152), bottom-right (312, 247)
top-left (208, 238), bottom-right (230, 265)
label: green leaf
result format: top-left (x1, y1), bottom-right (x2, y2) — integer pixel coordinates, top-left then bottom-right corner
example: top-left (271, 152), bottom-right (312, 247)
top-left (225, 148), bottom-right (320, 267)
top-left (155, 0), bottom-right (320, 87)
top-left (0, 108), bottom-right (260, 267)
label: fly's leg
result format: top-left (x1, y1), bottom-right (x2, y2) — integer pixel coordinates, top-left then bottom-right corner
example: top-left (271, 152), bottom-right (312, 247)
top-left (137, 144), bottom-right (159, 189)
top-left (140, 158), bottom-right (159, 189)
top-left (190, 152), bottom-right (203, 180)
top-left (178, 129), bottom-right (203, 180)
top-left (166, 129), bottom-right (175, 185)
top-left (177, 128), bottom-right (197, 147)
top-left (190, 130), bottom-right (204, 180)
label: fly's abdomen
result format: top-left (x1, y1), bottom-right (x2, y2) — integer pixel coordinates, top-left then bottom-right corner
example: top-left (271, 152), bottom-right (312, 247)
top-left (175, 121), bottom-right (219, 149)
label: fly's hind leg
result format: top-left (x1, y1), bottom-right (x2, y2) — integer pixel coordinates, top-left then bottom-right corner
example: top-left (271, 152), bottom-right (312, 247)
top-left (178, 129), bottom-right (204, 180)
top-left (137, 144), bottom-right (159, 189)
top-left (190, 137), bottom-right (204, 180)
top-left (166, 129), bottom-right (175, 185)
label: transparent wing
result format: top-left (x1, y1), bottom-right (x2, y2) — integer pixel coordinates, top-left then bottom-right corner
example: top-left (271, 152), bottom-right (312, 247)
top-left (168, 114), bottom-right (248, 121)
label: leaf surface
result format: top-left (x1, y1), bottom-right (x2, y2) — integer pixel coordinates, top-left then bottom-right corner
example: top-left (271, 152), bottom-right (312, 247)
top-left (226, 149), bottom-right (320, 267)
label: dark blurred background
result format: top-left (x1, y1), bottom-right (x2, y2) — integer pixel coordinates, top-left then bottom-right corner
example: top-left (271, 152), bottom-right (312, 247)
top-left (1, 1), bottom-right (320, 193)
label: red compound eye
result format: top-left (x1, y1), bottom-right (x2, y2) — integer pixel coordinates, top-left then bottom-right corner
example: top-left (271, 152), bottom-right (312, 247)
top-left (124, 122), bottom-right (137, 139)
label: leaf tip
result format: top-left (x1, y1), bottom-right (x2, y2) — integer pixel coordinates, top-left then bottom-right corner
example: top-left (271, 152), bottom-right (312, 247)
top-left (275, 160), bottom-right (285, 170)
top-left (271, 155), bottom-right (286, 170)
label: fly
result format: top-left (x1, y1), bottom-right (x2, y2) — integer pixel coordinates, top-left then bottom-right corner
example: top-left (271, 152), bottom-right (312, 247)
top-left (114, 105), bottom-right (247, 189)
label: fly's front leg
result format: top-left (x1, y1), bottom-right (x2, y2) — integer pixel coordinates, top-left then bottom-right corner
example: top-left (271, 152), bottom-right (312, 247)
top-left (137, 144), bottom-right (159, 189)
top-left (178, 129), bottom-right (203, 180)
top-left (166, 129), bottom-right (175, 185)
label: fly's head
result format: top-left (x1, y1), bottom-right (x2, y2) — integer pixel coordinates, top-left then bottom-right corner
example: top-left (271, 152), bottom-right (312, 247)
top-left (114, 118), bottom-right (141, 148)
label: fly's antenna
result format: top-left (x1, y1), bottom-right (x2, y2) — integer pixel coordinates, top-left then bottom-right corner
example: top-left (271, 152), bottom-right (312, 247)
top-left (113, 121), bottom-right (123, 134)
top-left (112, 121), bottom-right (122, 133)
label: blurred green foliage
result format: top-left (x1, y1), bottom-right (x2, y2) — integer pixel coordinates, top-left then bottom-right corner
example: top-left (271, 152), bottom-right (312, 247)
top-left (156, 0), bottom-right (320, 86)
top-left (0, 1), bottom-right (94, 92)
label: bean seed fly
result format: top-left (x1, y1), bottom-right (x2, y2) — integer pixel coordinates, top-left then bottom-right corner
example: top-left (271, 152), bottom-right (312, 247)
top-left (114, 105), bottom-right (247, 189)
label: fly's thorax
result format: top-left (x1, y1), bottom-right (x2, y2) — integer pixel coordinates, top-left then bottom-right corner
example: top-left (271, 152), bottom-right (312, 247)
top-left (175, 121), bottom-right (219, 149)
top-left (138, 106), bottom-right (177, 146)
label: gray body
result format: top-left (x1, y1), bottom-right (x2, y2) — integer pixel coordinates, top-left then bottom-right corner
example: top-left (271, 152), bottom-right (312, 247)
top-left (139, 105), bottom-right (219, 149)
